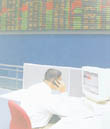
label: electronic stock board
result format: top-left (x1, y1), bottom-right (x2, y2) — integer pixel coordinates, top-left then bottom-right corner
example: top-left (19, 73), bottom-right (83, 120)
top-left (0, 0), bottom-right (110, 34)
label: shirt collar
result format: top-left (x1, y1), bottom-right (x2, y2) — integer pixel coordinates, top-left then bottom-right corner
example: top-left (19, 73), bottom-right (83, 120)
top-left (42, 82), bottom-right (52, 93)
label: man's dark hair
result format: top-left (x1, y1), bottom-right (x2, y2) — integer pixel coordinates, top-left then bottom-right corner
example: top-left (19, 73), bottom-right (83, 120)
top-left (44, 68), bottom-right (62, 82)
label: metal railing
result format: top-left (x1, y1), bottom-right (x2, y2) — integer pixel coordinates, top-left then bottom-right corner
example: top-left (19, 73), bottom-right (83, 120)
top-left (0, 64), bottom-right (23, 90)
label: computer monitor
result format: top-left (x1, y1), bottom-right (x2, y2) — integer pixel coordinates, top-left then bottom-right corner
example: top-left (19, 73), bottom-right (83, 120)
top-left (82, 66), bottom-right (110, 102)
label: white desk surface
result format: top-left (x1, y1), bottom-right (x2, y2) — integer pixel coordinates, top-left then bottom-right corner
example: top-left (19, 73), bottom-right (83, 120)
top-left (1, 89), bottom-right (110, 113)
top-left (0, 89), bottom-right (26, 101)
top-left (50, 116), bottom-right (101, 129)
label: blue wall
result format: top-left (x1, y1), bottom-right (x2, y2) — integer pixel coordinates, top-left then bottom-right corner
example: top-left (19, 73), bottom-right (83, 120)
top-left (0, 35), bottom-right (109, 67)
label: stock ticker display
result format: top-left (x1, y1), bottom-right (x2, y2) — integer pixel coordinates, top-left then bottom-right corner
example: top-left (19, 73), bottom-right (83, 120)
top-left (0, 0), bottom-right (110, 33)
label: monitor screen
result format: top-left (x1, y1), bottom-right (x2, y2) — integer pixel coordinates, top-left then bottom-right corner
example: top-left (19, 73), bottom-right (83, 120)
top-left (82, 66), bottom-right (110, 102)
top-left (83, 71), bottom-right (98, 95)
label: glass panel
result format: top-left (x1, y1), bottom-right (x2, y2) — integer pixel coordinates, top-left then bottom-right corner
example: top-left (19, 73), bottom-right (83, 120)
top-left (0, 64), bottom-right (23, 90)
top-left (0, 78), bottom-right (22, 90)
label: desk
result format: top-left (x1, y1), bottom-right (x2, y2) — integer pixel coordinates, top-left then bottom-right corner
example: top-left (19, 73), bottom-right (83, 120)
top-left (1, 90), bottom-right (110, 129)
top-left (0, 88), bottom-right (11, 95)
top-left (0, 89), bottom-right (26, 101)
top-left (82, 98), bottom-right (110, 129)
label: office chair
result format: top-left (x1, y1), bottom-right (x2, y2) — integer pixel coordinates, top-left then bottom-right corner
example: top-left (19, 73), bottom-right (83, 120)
top-left (8, 100), bottom-right (32, 129)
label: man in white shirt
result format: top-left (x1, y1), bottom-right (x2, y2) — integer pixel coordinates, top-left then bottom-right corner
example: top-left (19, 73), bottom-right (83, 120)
top-left (21, 68), bottom-right (67, 129)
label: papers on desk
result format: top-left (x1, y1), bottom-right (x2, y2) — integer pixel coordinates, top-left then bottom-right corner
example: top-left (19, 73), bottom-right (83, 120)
top-left (50, 117), bottom-right (101, 129)
top-left (49, 97), bottom-right (101, 129)
top-left (58, 96), bottom-right (94, 118)
top-left (82, 97), bottom-right (110, 116)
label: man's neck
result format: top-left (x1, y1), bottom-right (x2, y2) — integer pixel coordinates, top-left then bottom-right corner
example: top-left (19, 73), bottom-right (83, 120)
top-left (44, 80), bottom-right (55, 90)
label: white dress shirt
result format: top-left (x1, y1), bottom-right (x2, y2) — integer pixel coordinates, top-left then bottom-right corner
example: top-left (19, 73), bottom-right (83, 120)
top-left (21, 82), bottom-right (94, 128)
top-left (21, 82), bottom-right (53, 128)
